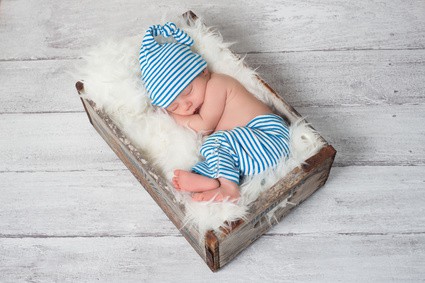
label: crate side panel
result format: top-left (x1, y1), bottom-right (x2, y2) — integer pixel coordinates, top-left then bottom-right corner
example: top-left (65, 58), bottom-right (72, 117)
top-left (218, 145), bottom-right (336, 268)
top-left (81, 98), bottom-right (206, 261)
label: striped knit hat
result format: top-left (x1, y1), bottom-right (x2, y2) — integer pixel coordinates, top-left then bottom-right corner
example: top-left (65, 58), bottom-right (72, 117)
top-left (139, 22), bottom-right (207, 108)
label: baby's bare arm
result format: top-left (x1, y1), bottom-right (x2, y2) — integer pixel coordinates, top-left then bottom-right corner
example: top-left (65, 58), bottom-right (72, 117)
top-left (171, 75), bottom-right (228, 133)
top-left (170, 112), bottom-right (215, 135)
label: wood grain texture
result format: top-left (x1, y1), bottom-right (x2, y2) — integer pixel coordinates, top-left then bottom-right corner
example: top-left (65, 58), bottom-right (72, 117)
top-left (0, 59), bottom-right (81, 113)
top-left (0, 171), bottom-right (178, 236)
top-left (2, 49), bottom-right (424, 113)
top-left (1, 234), bottom-right (424, 281)
top-left (272, 166), bottom-right (425, 235)
top-left (298, 104), bottom-right (425, 166)
top-left (1, 104), bottom-right (423, 172)
top-left (246, 50), bottom-right (425, 107)
top-left (0, 113), bottom-right (124, 172)
top-left (1, 166), bottom-right (422, 237)
top-left (1, 0), bottom-right (424, 60)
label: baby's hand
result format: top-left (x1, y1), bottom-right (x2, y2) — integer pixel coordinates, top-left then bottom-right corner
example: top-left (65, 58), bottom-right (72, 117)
top-left (168, 112), bottom-right (213, 134)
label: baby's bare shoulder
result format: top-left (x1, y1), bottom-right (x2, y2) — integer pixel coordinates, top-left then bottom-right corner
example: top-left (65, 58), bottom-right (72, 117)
top-left (208, 73), bottom-right (239, 89)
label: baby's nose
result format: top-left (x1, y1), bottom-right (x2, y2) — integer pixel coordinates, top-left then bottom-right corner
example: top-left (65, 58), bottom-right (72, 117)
top-left (185, 101), bottom-right (192, 110)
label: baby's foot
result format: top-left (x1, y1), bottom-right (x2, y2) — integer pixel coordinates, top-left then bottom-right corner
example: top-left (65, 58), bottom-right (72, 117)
top-left (173, 170), bottom-right (220, 192)
top-left (192, 188), bottom-right (224, 202)
top-left (192, 180), bottom-right (240, 203)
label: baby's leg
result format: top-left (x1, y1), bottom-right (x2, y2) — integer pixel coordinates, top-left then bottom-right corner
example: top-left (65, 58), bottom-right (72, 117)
top-left (173, 170), bottom-right (220, 192)
top-left (192, 178), bottom-right (240, 203)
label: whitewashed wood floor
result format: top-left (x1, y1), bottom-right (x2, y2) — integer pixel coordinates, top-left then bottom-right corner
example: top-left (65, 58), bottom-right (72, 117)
top-left (1, 0), bottom-right (424, 281)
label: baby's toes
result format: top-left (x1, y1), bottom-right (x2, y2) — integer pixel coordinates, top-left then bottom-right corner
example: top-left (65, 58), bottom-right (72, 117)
top-left (172, 177), bottom-right (181, 190)
top-left (215, 193), bottom-right (224, 202)
top-left (191, 192), bottom-right (203, 201)
top-left (173, 169), bottom-right (181, 178)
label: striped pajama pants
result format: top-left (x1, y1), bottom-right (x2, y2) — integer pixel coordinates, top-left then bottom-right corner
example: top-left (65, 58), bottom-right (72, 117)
top-left (192, 114), bottom-right (290, 184)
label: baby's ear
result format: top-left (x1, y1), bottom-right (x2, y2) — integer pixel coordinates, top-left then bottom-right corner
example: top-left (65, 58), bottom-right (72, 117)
top-left (202, 68), bottom-right (209, 75)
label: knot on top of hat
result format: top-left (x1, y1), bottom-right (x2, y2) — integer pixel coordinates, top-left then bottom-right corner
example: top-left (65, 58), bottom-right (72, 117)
top-left (139, 22), bottom-right (207, 108)
top-left (142, 22), bottom-right (194, 51)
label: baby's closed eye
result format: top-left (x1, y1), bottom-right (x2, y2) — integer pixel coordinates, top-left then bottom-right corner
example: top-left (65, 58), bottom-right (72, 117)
top-left (182, 85), bottom-right (192, 96)
top-left (169, 104), bottom-right (179, 112)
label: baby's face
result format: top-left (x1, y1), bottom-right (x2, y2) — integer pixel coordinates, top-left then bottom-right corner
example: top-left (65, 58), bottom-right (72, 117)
top-left (166, 69), bottom-right (209, 116)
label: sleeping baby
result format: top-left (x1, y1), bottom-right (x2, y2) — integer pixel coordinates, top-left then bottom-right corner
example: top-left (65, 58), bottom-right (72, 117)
top-left (139, 22), bottom-right (290, 202)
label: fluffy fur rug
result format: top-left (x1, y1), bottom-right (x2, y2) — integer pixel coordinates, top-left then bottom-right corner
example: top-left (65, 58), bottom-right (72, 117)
top-left (74, 16), bottom-right (324, 235)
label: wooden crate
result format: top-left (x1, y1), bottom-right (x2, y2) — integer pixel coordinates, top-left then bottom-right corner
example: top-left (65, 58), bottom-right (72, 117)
top-left (74, 11), bottom-right (336, 272)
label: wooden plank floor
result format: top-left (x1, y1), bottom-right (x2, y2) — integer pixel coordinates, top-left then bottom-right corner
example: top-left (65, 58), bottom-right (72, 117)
top-left (1, 0), bottom-right (424, 281)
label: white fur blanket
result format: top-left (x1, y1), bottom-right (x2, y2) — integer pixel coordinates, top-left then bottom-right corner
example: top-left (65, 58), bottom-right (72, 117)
top-left (74, 17), bottom-right (324, 235)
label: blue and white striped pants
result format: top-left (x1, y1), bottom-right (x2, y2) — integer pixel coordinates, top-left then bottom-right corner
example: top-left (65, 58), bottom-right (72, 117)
top-left (192, 114), bottom-right (290, 184)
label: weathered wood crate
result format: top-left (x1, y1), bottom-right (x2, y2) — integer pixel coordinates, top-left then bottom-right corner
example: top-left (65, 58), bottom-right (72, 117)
top-left (75, 11), bottom-right (336, 272)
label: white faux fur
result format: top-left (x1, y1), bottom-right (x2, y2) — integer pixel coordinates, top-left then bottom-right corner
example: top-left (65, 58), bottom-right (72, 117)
top-left (74, 16), bottom-right (325, 235)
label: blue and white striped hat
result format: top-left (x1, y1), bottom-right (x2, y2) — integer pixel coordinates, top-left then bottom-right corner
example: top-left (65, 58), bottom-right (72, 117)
top-left (139, 22), bottom-right (207, 108)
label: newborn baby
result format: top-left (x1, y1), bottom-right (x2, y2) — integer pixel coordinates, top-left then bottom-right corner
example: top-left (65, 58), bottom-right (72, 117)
top-left (139, 22), bottom-right (290, 202)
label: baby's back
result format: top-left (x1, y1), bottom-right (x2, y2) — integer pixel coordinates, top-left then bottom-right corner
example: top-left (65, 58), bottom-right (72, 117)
top-left (210, 73), bottom-right (272, 132)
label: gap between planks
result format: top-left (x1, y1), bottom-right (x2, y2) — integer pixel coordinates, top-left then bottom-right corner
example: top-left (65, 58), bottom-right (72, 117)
top-left (1, 103), bottom-right (424, 115)
top-left (1, 47), bottom-right (425, 62)
top-left (1, 163), bottom-right (424, 175)
top-left (1, 231), bottom-right (424, 239)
